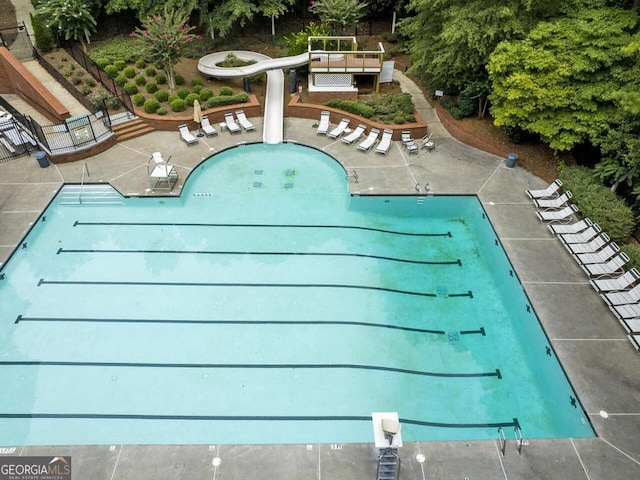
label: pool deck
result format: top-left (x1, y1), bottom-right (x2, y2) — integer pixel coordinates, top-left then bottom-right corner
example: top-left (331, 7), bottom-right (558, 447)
top-left (2, 80), bottom-right (640, 479)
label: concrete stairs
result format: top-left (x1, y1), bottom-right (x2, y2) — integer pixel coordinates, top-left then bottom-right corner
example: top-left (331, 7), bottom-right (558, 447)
top-left (112, 117), bottom-right (155, 141)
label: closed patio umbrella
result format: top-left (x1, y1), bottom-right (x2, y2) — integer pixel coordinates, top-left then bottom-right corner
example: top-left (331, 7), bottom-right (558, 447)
top-left (193, 99), bottom-right (204, 137)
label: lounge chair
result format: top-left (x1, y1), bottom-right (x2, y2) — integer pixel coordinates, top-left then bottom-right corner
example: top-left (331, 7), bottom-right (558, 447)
top-left (404, 140), bottom-right (419, 155)
top-left (536, 204), bottom-right (578, 223)
top-left (565, 232), bottom-right (610, 256)
top-left (357, 128), bottom-right (379, 152)
top-left (316, 111), bottom-right (330, 135)
top-left (601, 284), bottom-right (640, 307)
top-left (147, 152), bottom-right (178, 191)
top-left (375, 129), bottom-right (393, 155)
top-left (401, 130), bottom-right (413, 146)
top-left (224, 113), bottom-right (241, 134)
top-left (527, 179), bottom-right (563, 200)
top-left (622, 319), bottom-right (640, 334)
top-left (534, 191), bottom-right (573, 210)
top-left (548, 218), bottom-right (593, 236)
top-left (628, 334), bottom-right (640, 351)
top-left (581, 252), bottom-right (630, 278)
top-left (589, 268), bottom-right (640, 293)
top-left (575, 242), bottom-right (619, 265)
top-left (608, 303), bottom-right (640, 321)
top-left (342, 124), bottom-right (366, 145)
top-left (327, 118), bottom-right (350, 139)
top-left (178, 124), bottom-right (198, 145)
top-left (200, 115), bottom-right (217, 136)
top-left (236, 109), bottom-right (256, 131)
top-left (559, 223), bottom-right (602, 245)
top-left (421, 133), bottom-right (435, 152)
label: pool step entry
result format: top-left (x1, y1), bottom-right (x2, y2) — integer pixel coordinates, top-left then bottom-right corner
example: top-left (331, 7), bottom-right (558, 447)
top-left (59, 184), bottom-right (124, 206)
top-left (497, 426), bottom-right (527, 456)
top-left (376, 448), bottom-right (400, 480)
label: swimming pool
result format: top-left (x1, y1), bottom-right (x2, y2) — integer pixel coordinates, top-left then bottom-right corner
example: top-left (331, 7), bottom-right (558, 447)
top-left (0, 143), bottom-right (594, 445)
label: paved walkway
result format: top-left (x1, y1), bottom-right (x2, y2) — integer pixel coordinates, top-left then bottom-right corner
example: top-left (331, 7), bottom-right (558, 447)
top-left (1, 40), bottom-right (640, 480)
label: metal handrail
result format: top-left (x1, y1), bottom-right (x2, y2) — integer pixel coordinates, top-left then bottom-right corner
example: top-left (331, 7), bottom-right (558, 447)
top-left (497, 427), bottom-right (507, 456)
top-left (79, 163), bottom-right (89, 204)
top-left (515, 427), bottom-right (525, 455)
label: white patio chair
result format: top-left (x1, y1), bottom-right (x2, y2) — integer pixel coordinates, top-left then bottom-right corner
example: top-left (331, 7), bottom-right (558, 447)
top-left (147, 152), bottom-right (178, 191)
top-left (559, 224), bottom-right (602, 245)
top-left (224, 113), bottom-right (241, 134)
top-left (527, 179), bottom-right (563, 200)
top-left (357, 128), bottom-right (380, 152)
top-left (565, 232), bottom-right (610, 256)
top-left (536, 204), bottom-right (578, 223)
top-left (178, 124), bottom-right (198, 145)
top-left (575, 242), bottom-right (619, 265)
top-left (200, 115), bottom-right (218, 136)
top-left (548, 218), bottom-right (593, 236)
top-left (590, 268), bottom-right (640, 293)
top-left (342, 124), bottom-right (366, 145)
top-left (327, 118), bottom-right (350, 139)
top-left (534, 191), bottom-right (573, 210)
top-left (601, 283), bottom-right (640, 307)
top-left (236, 109), bottom-right (255, 131)
top-left (375, 129), bottom-right (393, 155)
top-left (421, 133), bottom-right (435, 152)
top-left (316, 111), bottom-right (330, 135)
top-left (581, 252), bottom-right (630, 278)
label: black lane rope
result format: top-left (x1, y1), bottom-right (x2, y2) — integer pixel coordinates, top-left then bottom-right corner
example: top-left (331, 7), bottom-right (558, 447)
top-left (56, 248), bottom-right (462, 267)
top-left (13, 315), bottom-right (447, 335)
top-left (72, 221), bottom-right (453, 238)
top-left (0, 413), bottom-right (518, 430)
top-left (0, 361), bottom-right (501, 379)
top-left (37, 279), bottom-right (474, 299)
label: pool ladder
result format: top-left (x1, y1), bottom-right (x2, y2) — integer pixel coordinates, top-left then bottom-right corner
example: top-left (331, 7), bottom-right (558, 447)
top-left (376, 447), bottom-right (400, 480)
top-left (497, 426), bottom-right (527, 456)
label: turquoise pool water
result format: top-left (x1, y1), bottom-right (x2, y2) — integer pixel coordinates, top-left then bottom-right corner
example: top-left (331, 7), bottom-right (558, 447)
top-left (0, 143), bottom-right (594, 445)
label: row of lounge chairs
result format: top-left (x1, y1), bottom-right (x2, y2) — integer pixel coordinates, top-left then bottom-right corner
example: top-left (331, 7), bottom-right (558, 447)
top-left (530, 180), bottom-right (640, 350)
top-left (179, 110), bottom-right (255, 145)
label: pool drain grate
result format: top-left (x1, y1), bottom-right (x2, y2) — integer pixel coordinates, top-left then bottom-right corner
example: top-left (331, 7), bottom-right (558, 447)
top-left (448, 332), bottom-right (460, 342)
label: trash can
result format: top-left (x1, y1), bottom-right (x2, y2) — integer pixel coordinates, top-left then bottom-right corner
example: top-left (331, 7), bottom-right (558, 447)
top-left (34, 151), bottom-right (49, 168)
top-left (243, 77), bottom-right (251, 94)
top-left (506, 152), bottom-right (518, 168)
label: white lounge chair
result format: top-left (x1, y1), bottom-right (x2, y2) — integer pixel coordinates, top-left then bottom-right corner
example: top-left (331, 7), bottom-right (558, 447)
top-left (608, 303), bottom-right (640, 321)
top-left (534, 191), bottom-right (573, 210)
top-left (405, 140), bottom-right (419, 155)
top-left (548, 218), bottom-right (593, 236)
top-left (147, 152), bottom-right (178, 191)
top-left (375, 129), bottom-right (393, 155)
top-left (565, 232), bottom-right (610, 256)
top-left (224, 113), bottom-right (241, 134)
top-left (621, 318), bottom-right (640, 334)
top-left (357, 128), bottom-right (379, 152)
top-left (328, 118), bottom-right (350, 139)
top-left (590, 268), bottom-right (640, 293)
top-left (401, 130), bottom-right (413, 146)
top-left (575, 242), bottom-right (619, 265)
top-left (527, 179), bottom-right (563, 200)
top-left (536, 204), bottom-right (578, 223)
top-left (316, 111), bottom-right (330, 135)
top-left (200, 115), bottom-right (217, 136)
top-left (628, 334), bottom-right (640, 351)
top-left (236, 109), bottom-right (255, 131)
top-left (601, 283), bottom-right (640, 307)
top-left (178, 124), bottom-right (198, 145)
top-left (581, 252), bottom-right (630, 278)
top-left (559, 224), bottom-right (602, 245)
top-left (0, 137), bottom-right (15, 154)
top-left (421, 133), bottom-right (435, 152)
top-left (342, 124), bottom-right (366, 145)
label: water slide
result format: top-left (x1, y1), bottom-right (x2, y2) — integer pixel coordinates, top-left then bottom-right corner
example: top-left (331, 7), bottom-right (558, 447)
top-left (198, 51), bottom-right (311, 144)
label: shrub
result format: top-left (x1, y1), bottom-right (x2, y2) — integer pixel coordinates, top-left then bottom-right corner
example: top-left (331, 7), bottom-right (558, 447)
top-left (123, 66), bottom-right (135, 78)
top-left (168, 94), bottom-right (180, 102)
top-left (95, 57), bottom-right (111, 70)
top-left (134, 74), bottom-right (146, 86)
top-left (146, 82), bottom-right (158, 94)
top-left (104, 64), bottom-right (119, 78)
top-left (193, 84), bottom-right (203, 94)
top-left (155, 73), bottom-right (167, 85)
top-left (135, 59), bottom-right (146, 69)
top-left (105, 95), bottom-right (121, 109)
top-left (156, 107), bottom-right (167, 116)
top-left (86, 78), bottom-right (97, 87)
top-left (220, 86), bottom-right (233, 96)
top-left (206, 92), bottom-right (249, 109)
top-left (456, 91), bottom-right (476, 117)
top-left (185, 93), bottom-right (201, 106)
top-left (176, 88), bottom-right (190, 99)
top-left (80, 84), bottom-right (92, 95)
top-left (115, 74), bottom-right (127, 87)
top-left (170, 98), bottom-right (186, 112)
top-left (393, 115), bottom-right (405, 124)
top-left (143, 98), bottom-right (160, 114)
top-left (145, 66), bottom-right (156, 77)
top-left (132, 94), bottom-right (146, 106)
top-left (154, 90), bottom-right (170, 102)
top-left (87, 35), bottom-right (138, 64)
top-left (325, 99), bottom-right (375, 119)
top-left (175, 74), bottom-right (185, 86)
top-left (559, 166), bottom-right (636, 243)
top-left (199, 88), bottom-right (213, 101)
top-left (114, 60), bottom-right (126, 71)
top-left (31, 13), bottom-right (55, 52)
top-left (63, 64), bottom-right (75, 77)
top-left (382, 32), bottom-right (400, 43)
top-left (123, 82), bottom-right (138, 95)
top-left (191, 78), bottom-right (204, 88)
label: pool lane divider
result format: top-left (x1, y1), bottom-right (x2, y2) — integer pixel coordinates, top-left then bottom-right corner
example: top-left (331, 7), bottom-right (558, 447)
top-left (0, 413), bottom-right (519, 430)
top-left (56, 248), bottom-right (462, 266)
top-left (72, 221), bottom-right (453, 238)
top-left (37, 279), bottom-right (473, 299)
top-left (13, 315), bottom-right (448, 335)
top-left (0, 360), bottom-right (501, 379)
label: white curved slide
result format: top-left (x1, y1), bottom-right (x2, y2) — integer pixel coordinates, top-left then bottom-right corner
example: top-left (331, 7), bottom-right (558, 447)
top-left (198, 51), bottom-right (312, 144)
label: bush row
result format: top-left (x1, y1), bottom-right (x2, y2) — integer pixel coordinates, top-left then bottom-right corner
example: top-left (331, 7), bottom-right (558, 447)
top-left (325, 92), bottom-right (416, 125)
top-left (132, 91), bottom-right (249, 114)
top-left (558, 166), bottom-right (636, 244)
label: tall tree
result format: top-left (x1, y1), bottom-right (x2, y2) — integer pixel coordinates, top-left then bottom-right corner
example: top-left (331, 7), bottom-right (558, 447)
top-left (260, 0), bottom-right (296, 36)
top-left (308, 0), bottom-right (368, 35)
top-left (37, 0), bottom-right (97, 52)
top-left (488, 7), bottom-right (638, 152)
top-left (198, 0), bottom-right (259, 39)
top-left (105, 0), bottom-right (198, 21)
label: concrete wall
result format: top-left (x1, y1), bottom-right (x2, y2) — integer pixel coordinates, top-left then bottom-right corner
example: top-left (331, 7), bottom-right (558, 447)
top-left (0, 47), bottom-right (69, 123)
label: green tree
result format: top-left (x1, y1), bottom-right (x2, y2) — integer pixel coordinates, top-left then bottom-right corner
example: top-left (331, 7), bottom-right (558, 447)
top-left (488, 7), bottom-right (638, 151)
top-left (105, 0), bottom-right (198, 20)
top-left (198, 0), bottom-right (259, 39)
top-left (36, 0), bottom-right (97, 52)
top-left (308, 0), bottom-right (368, 34)
top-left (260, 0), bottom-right (296, 36)
top-left (131, 6), bottom-right (201, 92)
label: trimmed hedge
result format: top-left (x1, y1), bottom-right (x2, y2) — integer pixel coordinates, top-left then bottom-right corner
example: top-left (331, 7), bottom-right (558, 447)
top-left (132, 94), bottom-right (146, 107)
top-left (123, 66), bottom-right (136, 78)
top-left (199, 88), bottom-right (213, 101)
top-left (154, 90), bottom-right (170, 103)
top-left (170, 98), bottom-right (186, 112)
top-left (123, 82), bottom-right (138, 95)
top-left (219, 86), bottom-right (233, 96)
top-left (115, 74), bottom-right (127, 87)
top-left (621, 243), bottom-right (640, 271)
top-left (185, 93), bottom-right (200, 106)
top-left (143, 98), bottom-right (160, 114)
top-left (145, 67), bottom-right (156, 77)
top-left (134, 74), bottom-right (146, 86)
top-left (206, 92), bottom-right (249, 109)
top-left (325, 99), bottom-right (375, 119)
top-left (175, 75), bottom-right (185, 86)
top-left (558, 166), bottom-right (636, 243)
top-left (176, 88), bottom-right (190, 99)
top-left (146, 82), bottom-right (158, 94)
top-left (155, 73), bottom-right (167, 85)
top-left (104, 64), bottom-right (119, 78)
